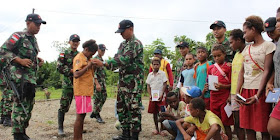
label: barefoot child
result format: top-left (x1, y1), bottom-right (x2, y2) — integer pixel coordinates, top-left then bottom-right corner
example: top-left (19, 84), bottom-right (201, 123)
top-left (146, 57), bottom-right (167, 136)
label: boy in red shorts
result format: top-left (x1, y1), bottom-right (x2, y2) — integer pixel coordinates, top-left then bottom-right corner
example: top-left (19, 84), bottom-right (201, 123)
top-left (146, 57), bottom-right (168, 136)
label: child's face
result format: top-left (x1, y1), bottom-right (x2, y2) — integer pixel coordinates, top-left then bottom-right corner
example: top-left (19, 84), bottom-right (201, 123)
top-left (183, 94), bottom-right (192, 104)
top-left (152, 61), bottom-right (160, 72)
top-left (212, 50), bottom-right (226, 64)
top-left (189, 103), bottom-right (199, 117)
top-left (212, 26), bottom-right (226, 39)
top-left (196, 49), bottom-right (207, 62)
top-left (229, 36), bottom-right (240, 51)
top-left (167, 95), bottom-right (179, 110)
top-left (185, 54), bottom-right (195, 67)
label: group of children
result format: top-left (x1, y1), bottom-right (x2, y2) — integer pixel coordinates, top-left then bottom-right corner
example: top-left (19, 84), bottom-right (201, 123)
top-left (146, 13), bottom-right (280, 140)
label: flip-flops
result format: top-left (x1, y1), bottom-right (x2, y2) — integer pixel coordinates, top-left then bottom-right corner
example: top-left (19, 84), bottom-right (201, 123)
top-left (152, 130), bottom-right (159, 135)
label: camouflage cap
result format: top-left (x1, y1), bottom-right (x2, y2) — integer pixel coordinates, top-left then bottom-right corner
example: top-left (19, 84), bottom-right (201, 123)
top-left (26, 13), bottom-right (46, 24)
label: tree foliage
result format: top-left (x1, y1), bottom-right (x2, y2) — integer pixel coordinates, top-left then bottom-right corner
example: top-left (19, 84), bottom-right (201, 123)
top-left (37, 61), bottom-right (62, 89)
top-left (51, 40), bottom-right (69, 52)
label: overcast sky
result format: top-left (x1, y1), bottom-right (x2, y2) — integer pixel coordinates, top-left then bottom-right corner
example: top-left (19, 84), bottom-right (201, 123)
top-left (0, 0), bottom-right (279, 62)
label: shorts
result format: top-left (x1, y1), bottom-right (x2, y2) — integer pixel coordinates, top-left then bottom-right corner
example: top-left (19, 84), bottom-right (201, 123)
top-left (231, 94), bottom-right (240, 111)
top-left (148, 100), bottom-right (165, 114)
top-left (75, 96), bottom-right (92, 114)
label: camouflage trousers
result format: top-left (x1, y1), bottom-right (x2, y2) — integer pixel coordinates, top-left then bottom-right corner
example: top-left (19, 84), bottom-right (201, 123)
top-left (92, 90), bottom-right (107, 114)
top-left (12, 97), bottom-right (34, 134)
top-left (0, 88), bottom-right (13, 116)
top-left (58, 87), bottom-right (73, 113)
top-left (117, 91), bottom-right (142, 132)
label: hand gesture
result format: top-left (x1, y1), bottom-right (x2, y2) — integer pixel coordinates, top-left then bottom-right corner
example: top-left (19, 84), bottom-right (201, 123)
top-left (95, 83), bottom-right (101, 92)
top-left (266, 83), bottom-right (274, 96)
top-left (203, 83), bottom-right (209, 92)
top-left (91, 59), bottom-right (103, 67)
top-left (38, 57), bottom-right (44, 67)
top-left (20, 58), bottom-right (32, 68)
top-left (214, 83), bottom-right (222, 90)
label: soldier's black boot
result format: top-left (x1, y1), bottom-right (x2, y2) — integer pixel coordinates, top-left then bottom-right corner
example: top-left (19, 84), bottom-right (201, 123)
top-left (23, 130), bottom-right (31, 140)
top-left (3, 115), bottom-right (12, 127)
top-left (96, 113), bottom-right (105, 123)
top-left (131, 132), bottom-right (139, 140)
top-left (90, 112), bottom-right (96, 118)
top-left (58, 111), bottom-right (65, 136)
top-left (0, 116), bottom-right (4, 124)
top-left (14, 133), bottom-right (24, 140)
top-left (112, 128), bottom-right (130, 140)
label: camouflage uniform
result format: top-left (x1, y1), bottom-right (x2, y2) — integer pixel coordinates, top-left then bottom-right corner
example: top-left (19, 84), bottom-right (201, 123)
top-left (107, 35), bottom-right (144, 133)
top-left (92, 55), bottom-right (107, 115)
top-left (0, 30), bottom-right (40, 134)
top-left (173, 57), bottom-right (185, 92)
top-left (57, 48), bottom-right (79, 113)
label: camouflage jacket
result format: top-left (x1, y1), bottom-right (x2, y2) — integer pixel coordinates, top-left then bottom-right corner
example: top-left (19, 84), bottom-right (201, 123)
top-left (93, 55), bottom-right (106, 92)
top-left (173, 57), bottom-right (184, 89)
top-left (57, 48), bottom-right (79, 87)
top-left (106, 35), bottom-right (144, 94)
top-left (0, 31), bottom-right (40, 85)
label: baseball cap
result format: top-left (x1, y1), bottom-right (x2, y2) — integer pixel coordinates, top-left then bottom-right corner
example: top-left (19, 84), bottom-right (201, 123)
top-left (154, 49), bottom-right (162, 54)
top-left (210, 20), bottom-right (226, 29)
top-left (180, 86), bottom-right (202, 98)
top-left (98, 44), bottom-right (107, 51)
top-left (115, 20), bottom-right (134, 33)
top-left (176, 41), bottom-right (189, 48)
top-left (25, 14), bottom-right (46, 24)
top-left (264, 17), bottom-right (276, 32)
top-left (69, 34), bottom-right (80, 41)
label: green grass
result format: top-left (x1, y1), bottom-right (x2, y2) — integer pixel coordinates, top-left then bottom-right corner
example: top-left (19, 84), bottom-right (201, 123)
top-left (0, 85), bottom-right (149, 100)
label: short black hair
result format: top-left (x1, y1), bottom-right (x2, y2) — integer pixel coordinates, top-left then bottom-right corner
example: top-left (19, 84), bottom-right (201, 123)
top-left (230, 29), bottom-right (245, 43)
top-left (82, 39), bottom-right (98, 52)
top-left (151, 57), bottom-right (161, 65)
top-left (196, 46), bottom-right (208, 53)
top-left (166, 92), bottom-right (178, 102)
top-left (186, 53), bottom-right (195, 58)
top-left (212, 43), bottom-right (226, 54)
top-left (190, 97), bottom-right (205, 111)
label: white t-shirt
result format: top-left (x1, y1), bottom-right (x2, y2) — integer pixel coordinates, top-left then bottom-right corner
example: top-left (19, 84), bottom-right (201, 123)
top-left (242, 41), bottom-right (276, 89)
top-left (146, 70), bottom-right (168, 97)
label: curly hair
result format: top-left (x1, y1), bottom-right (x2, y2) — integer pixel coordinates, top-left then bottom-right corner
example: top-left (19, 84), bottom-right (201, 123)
top-left (82, 39), bottom-right (98, 52)
top-left (212, 43), bottom-right (226, 54)
top-left (243, 15), bottom-right (264, 33)
top-left (230, 29), bottom-right (245, 43)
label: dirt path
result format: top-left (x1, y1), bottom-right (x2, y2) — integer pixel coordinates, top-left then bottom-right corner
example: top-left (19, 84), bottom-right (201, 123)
top-left (0, 99), bottom-right (173, 140)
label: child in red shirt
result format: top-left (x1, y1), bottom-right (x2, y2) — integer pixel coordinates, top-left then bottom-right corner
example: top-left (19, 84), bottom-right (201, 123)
top-left (207, 44), bottom-right (234, 139)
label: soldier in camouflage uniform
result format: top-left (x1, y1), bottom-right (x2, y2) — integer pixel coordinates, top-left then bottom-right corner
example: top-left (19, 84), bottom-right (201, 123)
top-left (0, 13), bottom-right (46, 140)
top-left (173, 42), bottom-right (190, 93)
top-left (104, 19), bottom-right (143, 140)
top-left (0, 86), bottom-right (13, 127)
top-left (56, 34), bottom-right (80, 136)
top-left (90, 44), bottom-right (108, 123)
top-left (210, 20), bottom-right (235, 62)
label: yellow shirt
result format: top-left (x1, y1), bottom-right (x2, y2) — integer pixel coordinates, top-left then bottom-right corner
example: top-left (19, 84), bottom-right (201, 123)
top-left (184, 110), bottom-right (225, 139)
top-left (231, 52), bottom-right (243, 94)
top-left (73, 52), bottom-right (95, 96)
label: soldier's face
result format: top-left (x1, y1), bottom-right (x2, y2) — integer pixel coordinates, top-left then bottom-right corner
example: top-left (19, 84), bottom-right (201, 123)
top-left (179, 47), bottom-right (189, 57)
top-left (27, 21), bottom-right (41, 35)
top-left (69, 40), bottom-right (80, 51)
top-left (212, 26), bottom-right (226, 39)
top-left (121, 27), bottom-right (133, 40)
top-left (98, 49), bottom-right (105, 56)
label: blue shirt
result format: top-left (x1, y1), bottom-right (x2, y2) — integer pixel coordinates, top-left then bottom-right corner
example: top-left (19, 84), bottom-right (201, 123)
top-left (180, 68), bottom-right (196, 87)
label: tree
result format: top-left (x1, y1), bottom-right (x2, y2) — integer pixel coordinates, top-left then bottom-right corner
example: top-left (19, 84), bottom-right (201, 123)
top-left (51, 40), bottom-right (69, 53)
top-left (205, 30), bottom-right (231, 51)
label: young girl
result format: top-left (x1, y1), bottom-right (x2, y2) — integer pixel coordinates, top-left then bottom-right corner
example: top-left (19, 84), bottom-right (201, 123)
top-left (236, 15), bottom-right (276, 140)
top-left (208, 44), bottom-right (234, 140)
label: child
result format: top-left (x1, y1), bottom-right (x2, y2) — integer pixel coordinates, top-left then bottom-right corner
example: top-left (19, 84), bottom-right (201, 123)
top-left (228, 29), bottom-right (246, 140)
top-left (146, 57), bottom-right (168, 136)
top-left (208, 44), bottom-right (233, 139)
top-left (176, 98), bottom-right (227, 140)
top-left (73, 39), bottom-right (102, 140)
top-left (180, 53), bottom-right (196, 87)
top-left (160, 91), bottom-right (187, 137)
top-left (235, 15), bottom-right (275, 140)
top-left (193, 47), bottom-right (212, 110)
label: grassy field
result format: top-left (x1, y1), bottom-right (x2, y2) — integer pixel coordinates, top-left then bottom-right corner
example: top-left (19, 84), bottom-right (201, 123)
top-left (0, 85), bottom-right (149, 100)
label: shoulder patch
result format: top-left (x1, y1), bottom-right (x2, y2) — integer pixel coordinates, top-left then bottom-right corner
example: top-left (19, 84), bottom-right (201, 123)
top-left (75, 59), bottom-right (80, 65)
top-left (59, 53), bottom-right (65, 58)
top-left (9, 33), bottom-right (21, 44)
